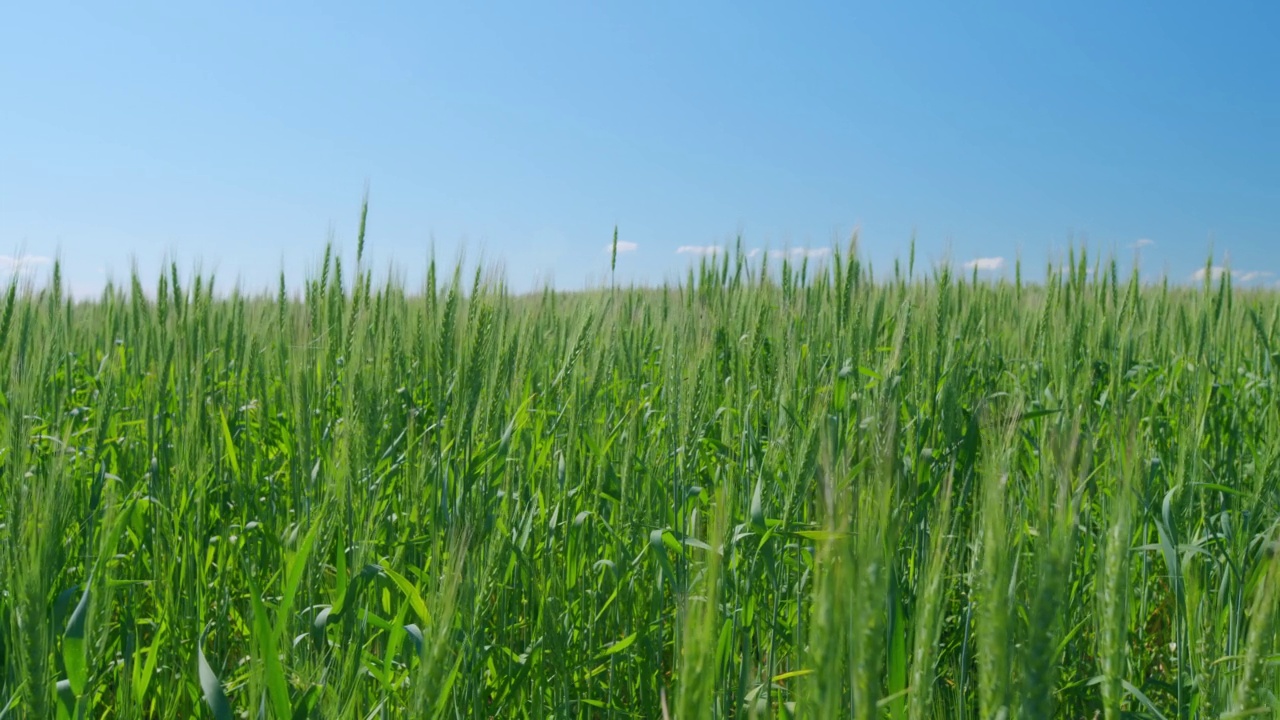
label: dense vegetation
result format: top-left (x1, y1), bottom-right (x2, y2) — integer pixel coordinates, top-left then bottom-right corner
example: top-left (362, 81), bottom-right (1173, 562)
top-left (2, 233), bottom-right (1278, 718)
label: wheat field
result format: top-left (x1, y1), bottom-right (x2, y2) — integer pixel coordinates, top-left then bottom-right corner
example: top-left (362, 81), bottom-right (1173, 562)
top-left (2, 231), bottom-right (1278, 718)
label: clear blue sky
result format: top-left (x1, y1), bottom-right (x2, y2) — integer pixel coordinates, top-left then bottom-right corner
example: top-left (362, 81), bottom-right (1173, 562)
top-left (3, 1), bottom-right (1277, 296)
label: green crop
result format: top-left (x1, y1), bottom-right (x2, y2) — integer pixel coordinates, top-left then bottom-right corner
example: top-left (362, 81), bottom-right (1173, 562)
top-left (1, 230), bottom-right (1278, 718)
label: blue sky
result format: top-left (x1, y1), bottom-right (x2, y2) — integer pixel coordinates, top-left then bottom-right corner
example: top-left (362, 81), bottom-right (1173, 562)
top-left (2, 1), bottom-right (1277, 296)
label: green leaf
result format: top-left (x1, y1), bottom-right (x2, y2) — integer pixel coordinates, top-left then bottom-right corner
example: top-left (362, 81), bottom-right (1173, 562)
top-left (791, 530), bottom-right (849, 542)
top-left (430, 651), bottom-right (465, 720)
top-left (1120, 679), bottom-right (1171, 720)
top-left (55, 680), bottom-right (75, 720)
top-left (198, 625), bottom-right (234, 720)
top-left (132, 622), bottom-right (166, 705)
top-left (275, 522), bottom-right (319, 641)
top-left (381, 564), bottom-right (430, 627)
top-left (596, 632), bottom-right (637, 658)
top-left (750, 477), bottom-right (765, 530)
top-left (290, 686), bottom-right (321, 720)
top-left (648, 529), bottom-right (678, 586)
top-left (244, 571), bottom-right (290, 720)
top-left (219, 409), bottom-right (241, 477)
top-left (403, 623), bottom-right (425, 656)
top-left (62, 577), bottom-right (92, 696)
top-left (772, 669), bottom-right (815, 682)
top-left (1194, 482), bottom-right (1246, 497)
top-left (0, 681), bottom-right (26, 720)
top-left (1017, 408), bottom-right (1062, 423)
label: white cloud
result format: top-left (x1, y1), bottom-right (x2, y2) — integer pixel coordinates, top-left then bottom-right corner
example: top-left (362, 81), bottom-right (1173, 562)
top-left (604, 240), bottom-right (638, 254)
top-left (676, 245), bottom-right (724, 256)
top-left (768, 247), bottom-right (831, 259)
top-left (1193, 267), bottom-right (1274, 283)
top-left (747, 249), bottom-right (762, 259)
top-left (1133, 238), bottom-right (1155, 249)
top-left (0, 255), bottom-right (52, 274)
top-left (962, 257), bottom-right (1005, 271)
top-left (1190, 266), bottom-right (1226, 282)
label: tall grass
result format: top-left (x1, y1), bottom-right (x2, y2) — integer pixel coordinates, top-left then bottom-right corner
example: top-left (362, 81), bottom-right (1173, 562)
top-left (1, 233), bottom-right (1278, 718)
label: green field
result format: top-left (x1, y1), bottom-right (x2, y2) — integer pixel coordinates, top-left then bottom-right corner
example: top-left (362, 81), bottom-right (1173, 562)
top-left (3, 238), bottom-right (1279, 718)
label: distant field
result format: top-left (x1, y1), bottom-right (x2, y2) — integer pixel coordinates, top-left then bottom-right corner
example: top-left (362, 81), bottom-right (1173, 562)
top-left (2, 240), bottom-right (1278, 718)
